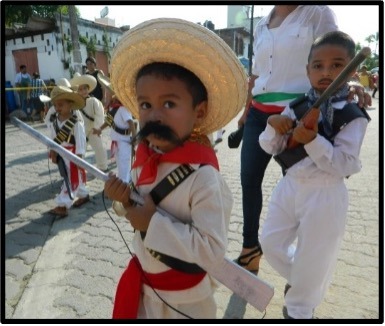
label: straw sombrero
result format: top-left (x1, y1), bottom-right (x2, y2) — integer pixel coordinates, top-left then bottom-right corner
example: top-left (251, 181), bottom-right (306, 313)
top-left (40, 78), bottom-right (74, 103)
top-left (110, 18), bottom-right (248, 135)
top-left (70, 72), bottom-right (97, 92)
top-left (97, 73), bottom-right (115, 94)
top-left (50, 85), bottom-right (86, 110)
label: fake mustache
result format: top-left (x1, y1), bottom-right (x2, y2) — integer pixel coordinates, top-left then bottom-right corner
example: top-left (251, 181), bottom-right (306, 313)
top-left (133, 121), bottom-right (184, 146)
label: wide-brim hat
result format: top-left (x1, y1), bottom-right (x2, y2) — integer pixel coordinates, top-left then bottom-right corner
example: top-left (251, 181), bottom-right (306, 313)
top-left (110, 18), bottom-right (248, 135)
top-left (97, 73), bottom-right (115, 94)
top-left (50, 85), bottom-right (86, 110)
top-left (70, 72), bottom-right (97, 93)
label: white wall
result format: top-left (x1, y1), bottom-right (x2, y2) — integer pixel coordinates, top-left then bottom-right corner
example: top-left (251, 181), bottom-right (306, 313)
top-left (5, 31), bottom-right (69, 84)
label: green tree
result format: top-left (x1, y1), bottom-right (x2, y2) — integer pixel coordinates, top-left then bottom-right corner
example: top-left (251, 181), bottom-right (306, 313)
top-left (4, 5), bottom-right (78, 27)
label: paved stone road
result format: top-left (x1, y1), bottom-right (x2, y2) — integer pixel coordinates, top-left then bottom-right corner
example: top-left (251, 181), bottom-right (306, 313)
top-left (4, 98), bottom-right (380, 320)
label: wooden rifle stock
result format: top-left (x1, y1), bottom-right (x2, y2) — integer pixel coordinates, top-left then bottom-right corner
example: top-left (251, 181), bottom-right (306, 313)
top-left (286, 47), bottom-right (371, 149)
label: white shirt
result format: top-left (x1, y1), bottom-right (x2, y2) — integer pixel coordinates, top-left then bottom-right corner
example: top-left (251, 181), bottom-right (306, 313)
top-left (15, 72), bottom-right (31, 85)
top-left (259, 100), bottom-right (368, 181)
top-left (110, 106), bottom-right (133, 141)
top-left (252, 5), bottom-right (338, 106)
top-left (45, 109), bottom-right (87, 156)
top-left (131, 162), bottom-right (233, 304)
top-left (79, 96), bottom-right (105, 135)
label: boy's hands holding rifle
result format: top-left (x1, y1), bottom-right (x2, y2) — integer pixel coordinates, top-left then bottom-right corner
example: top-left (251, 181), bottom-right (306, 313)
top-left (268, 114), bottom-right (317, 146)
top-left (292, 121), bottom-right (318, 145)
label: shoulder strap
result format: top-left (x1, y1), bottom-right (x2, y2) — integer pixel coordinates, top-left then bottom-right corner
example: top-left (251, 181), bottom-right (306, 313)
top-left (80, 107), bottom-right (95, 122)
top-left (150, 164), bottom-right (195, 205)
top-left (53, 115), bottom-right (78, 145)
top-left (140, 164), bottom-right (205, 274)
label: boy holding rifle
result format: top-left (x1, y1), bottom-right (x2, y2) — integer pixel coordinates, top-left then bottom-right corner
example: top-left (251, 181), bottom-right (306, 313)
top-left (259, 31), bottom-right (370, 319)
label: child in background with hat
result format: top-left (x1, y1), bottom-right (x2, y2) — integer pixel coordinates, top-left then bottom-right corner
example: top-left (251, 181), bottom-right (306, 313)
top-left (45, 85), bottom-right (90, 217)
top-left (71, 73), bottom-right (109, 174)
top-left (93, 94), bottom-right (136, 183)
top-left (103, 18), bottom-right (247, 319)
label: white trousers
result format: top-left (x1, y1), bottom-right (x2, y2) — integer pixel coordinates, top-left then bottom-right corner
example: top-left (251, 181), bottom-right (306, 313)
top-left (55, 157), bottom-right (89, 208)
top-left (260, 175), bottom-right (348, 319)
top-left (87, 133), bottom-right (108, 170)
top-left (116, 139), bottom-right (132, 183)
top-left (137, 293), bottom-right (216, 319)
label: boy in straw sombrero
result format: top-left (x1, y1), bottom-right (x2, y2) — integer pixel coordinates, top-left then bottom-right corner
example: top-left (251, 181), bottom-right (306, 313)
top-left (70, 73), bottom-right (109, 174)
top-left (104, 18), bottom-right (247, 319)
top-left (45, 85), bottom-right (89, 217)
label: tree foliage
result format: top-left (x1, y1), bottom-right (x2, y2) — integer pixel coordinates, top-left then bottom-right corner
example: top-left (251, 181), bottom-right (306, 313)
top-left (4, 5), bottom-right (79, 27)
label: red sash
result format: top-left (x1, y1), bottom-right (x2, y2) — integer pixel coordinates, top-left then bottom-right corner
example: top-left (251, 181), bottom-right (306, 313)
top-left (110, 140), bottom-right (118, 160)
top-left (251, 100), bottom-right (285, 114)
top-left (64, 146), bottom-right (86, 190)
top-left (112, 256), bottom-right (206, 319)
top-left (132, 136), bottom-right (219, 186)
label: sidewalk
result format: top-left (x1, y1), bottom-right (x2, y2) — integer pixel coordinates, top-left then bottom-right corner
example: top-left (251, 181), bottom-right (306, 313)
top-left (4, 99), bottom-right (380, 320)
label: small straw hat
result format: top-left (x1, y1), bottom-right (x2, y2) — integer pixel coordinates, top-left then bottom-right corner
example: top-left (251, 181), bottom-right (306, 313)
top-left (50, 86), bottom-right (86, 110)
top-left (70, 72), bottom-right (97, 92)
top-left (110, 18), bottom-right (248, 135)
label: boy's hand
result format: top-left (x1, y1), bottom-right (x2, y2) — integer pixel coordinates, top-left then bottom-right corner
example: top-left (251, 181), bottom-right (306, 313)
top-left (292, 121), bottom-right (318, 144)
top-left (268, 115), bottom-right (295, 134)
top-left (92, 128), bottom-right (101, 136)
top-left (125, 194), bottom-right (156, 232)
top-left (49, 150), bottom-right (58, 164)
top-left (104, 174), bottom-right (132, 207)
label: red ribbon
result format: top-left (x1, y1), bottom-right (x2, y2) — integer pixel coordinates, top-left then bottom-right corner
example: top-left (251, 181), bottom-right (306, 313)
top-left (112, 256), bottom-right (206, 319)
top-left (64, 146), bottom-right (86, 190)
top-left (132, 138), bottom-right (219, 186)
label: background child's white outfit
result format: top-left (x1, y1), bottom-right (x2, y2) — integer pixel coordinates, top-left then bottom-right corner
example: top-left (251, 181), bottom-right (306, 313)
top-left (259, 99), bottom-right (368, 319)
top-left (45, 113), bottom-right (88, 208)
top-left (110, 106), bottom-right (134, 183)
top-left (80, 96), bottom-right (108, 171)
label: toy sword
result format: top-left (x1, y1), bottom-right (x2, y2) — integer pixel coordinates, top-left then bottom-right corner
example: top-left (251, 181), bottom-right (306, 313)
top-left (11, 116), bottom-right (274, 312)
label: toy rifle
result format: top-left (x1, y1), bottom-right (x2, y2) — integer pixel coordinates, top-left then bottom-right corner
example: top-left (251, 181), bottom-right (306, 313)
top-left (56, 155), bottom-right (74, 199)
top-left (11, 116), bottom-right (275, 312)
top-left (286, 47), bottom-right (371, 149)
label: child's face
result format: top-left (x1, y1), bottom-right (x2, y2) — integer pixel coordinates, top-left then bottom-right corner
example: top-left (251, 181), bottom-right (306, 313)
top-left (136, 75), bottom-right (207, 152)
top-left (307, 45), bottom-right (354, 94)
top-left (77, 84), bottom-right (90, 98)
top-left (53, 99), bottom-right (73, 117)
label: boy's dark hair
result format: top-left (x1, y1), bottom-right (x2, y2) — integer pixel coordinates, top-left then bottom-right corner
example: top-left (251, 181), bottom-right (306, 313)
top-left (85, 57), bottom-right (96, 64)
top-left (136, 62), bottom-right (208, 107)
top-left (20, 64), bottom-right (26, 69)
top-left (308, 31), bottom-right (356, 62)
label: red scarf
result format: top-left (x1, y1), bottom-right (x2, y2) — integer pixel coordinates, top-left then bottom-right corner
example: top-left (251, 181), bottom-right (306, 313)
top-left (132, 136), bottom-right (219, 186)
top-left (112, 256), bottom-right (206, 319)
